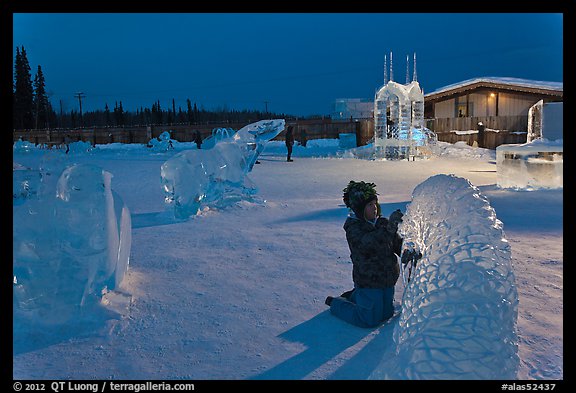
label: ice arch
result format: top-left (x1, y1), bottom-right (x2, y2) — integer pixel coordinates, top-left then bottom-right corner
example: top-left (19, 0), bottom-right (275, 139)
top-left (372, 174), bottom-right (519, 379)
top-left (373, 80), bottom-right (432, 159)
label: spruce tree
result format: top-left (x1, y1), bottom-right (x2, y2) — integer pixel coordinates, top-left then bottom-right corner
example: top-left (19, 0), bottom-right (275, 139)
top-left (33, 65), bottom-right (50, 129)
top-left (186, 98), bottom-right (193, 124)
top-left (104, 103), bottom-right (111, 126)
top-left (118, 101), bottom-right (124, 126)
top-left (14, 46), bottom-right (35, 129)
top-left (193, 102), bottom-right (199, 124)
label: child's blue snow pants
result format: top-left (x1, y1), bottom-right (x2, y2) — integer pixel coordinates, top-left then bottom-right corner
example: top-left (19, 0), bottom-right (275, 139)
top-left (329, 286), bottom-right (395, 328)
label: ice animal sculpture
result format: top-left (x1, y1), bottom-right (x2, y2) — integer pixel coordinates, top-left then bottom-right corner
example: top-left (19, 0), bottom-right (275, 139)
top-left (372, 174), bottom-right (519, 380)
top-left (13, 162), bottom-right (131, 326)
top-left (161, 119), bottom-right (285, 219)
top-left (147, 131), bottom-right (175, 152)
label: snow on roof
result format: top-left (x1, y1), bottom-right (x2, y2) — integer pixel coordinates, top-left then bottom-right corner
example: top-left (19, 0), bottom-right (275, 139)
top-left (425, 77), bottom-right (563, 97)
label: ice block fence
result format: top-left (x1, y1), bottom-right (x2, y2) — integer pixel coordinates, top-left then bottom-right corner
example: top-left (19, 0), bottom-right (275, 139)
top-left (372, 174), bottom-right (519, 379)
top-left (13, 162), bottom-right (131, 326)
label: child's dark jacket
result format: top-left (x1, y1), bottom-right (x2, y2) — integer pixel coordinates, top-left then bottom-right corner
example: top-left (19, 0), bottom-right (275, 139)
top-left (344, 215), bottom-right (402, 288)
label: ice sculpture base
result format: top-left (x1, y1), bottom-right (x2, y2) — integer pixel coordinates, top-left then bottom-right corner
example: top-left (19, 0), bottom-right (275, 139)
top-left (496, 140), bottom-right (563, 190)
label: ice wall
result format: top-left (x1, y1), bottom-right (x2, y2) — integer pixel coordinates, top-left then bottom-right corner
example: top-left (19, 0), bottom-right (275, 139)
top-left (13, 162), bottom-right (131, 326)
top-left (161, 119), bottom-right (285, 219)
top-left (372, 174), bottom-right (519, 380)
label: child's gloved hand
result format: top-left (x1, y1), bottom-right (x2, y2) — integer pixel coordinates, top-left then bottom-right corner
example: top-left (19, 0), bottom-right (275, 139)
top-left (401, 248), bottom-right (414, 265)
top-left (401, 248), bottom-right (423, 266)
top-left (389, 209), bottom-right (403, 223)
top-left (386, 209), bottom-right (403, 233)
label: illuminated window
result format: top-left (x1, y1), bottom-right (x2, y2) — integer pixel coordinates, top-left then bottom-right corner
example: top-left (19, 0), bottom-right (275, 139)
top-left (455, 99), bottom-right (474, 117)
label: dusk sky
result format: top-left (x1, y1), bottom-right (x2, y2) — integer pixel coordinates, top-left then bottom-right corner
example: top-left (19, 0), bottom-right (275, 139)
top-left (12, 13), bottom-right (563, 117)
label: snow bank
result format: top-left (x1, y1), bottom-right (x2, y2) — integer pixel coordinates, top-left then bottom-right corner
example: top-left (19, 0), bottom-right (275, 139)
top-left (372, 174), bottom-right (519, 379)
top-left (432, 141), bottom-right (495, 160)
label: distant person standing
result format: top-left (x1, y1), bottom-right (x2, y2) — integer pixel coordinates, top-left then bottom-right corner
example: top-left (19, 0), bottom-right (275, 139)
top-left (386, 116), bottom-right (394, 139)
top-left (193, 130), bottom-right (202, 149)
top-left (300, 128), bottom-right (308, 147)
top-left (285, 125), bottom-right (294, 162)
top-left (477, 122), bottom-right (486, 148)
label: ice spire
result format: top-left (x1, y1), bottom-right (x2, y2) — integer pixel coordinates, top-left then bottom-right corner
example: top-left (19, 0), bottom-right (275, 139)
top-left (390, 51), bottom-right (394, 82)
top-left (406, 54), bottom-right (410, 85)
top-left (384, 54), bottom-right (388, 85)
top-left (413, 52), bottom-right (418, 82)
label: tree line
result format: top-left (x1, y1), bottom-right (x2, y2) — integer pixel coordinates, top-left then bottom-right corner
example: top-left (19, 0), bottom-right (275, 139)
top-left (13, 46), bottom-right (310, 131)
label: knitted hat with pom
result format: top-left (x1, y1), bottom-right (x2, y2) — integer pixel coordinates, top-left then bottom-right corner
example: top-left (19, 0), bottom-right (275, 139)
top-left (343, 180), bottom-right (380, 220)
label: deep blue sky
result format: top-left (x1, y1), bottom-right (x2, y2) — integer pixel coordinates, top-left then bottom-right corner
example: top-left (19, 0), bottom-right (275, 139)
top-left (13, 13), bottom-right (563, 117)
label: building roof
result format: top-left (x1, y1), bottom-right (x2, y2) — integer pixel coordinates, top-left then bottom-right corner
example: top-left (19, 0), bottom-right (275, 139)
top-left (424, 77), bottom-right (563, 101)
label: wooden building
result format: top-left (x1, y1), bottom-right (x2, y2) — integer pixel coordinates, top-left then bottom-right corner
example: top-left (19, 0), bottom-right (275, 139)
top-left (424, 77), bottom-right (563, 133)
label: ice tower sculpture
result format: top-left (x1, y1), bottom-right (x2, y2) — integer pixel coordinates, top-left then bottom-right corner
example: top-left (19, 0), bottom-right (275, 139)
top-left (374, 52), bottom-right (435, 159)
top-left (372, 174), bottom-right (519, 379)
top-left (161, 119), bottom-right (285, 219)
top-left (13, 161), bottom-right (131, 326)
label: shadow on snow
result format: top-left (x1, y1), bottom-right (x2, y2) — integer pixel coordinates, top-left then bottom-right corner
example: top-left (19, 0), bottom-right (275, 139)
top-left (251, 309), bottom-right (398, 380)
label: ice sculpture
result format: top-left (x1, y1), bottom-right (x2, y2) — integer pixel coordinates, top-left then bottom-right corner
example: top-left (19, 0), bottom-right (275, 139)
top-left (13, 138), bottom-right (36, 152)
top-left (373, 52), bottom-right (436, 159)
top-left (147, 131), bottom-right (174, 152)
top-left (496, 139), bottom-right (563, 190)
top-left (527, 101), bottom-right (563, 142)
top-left (161, 119), bottom-right (285, 219)
top-left (201, 127), bottom-right (236, 150)
top-left (372, 174), bottom-right (519, 380)
top-left (338, 133), bottom-right (357, 149)
top-left (13, 163), bottom-right (40, 205)
top-left (499, 100), bottom-right (563, 190)
top-left (67, 140), bottom-right (95, 154)
top-left (13, 163), bottom-right (131, 326)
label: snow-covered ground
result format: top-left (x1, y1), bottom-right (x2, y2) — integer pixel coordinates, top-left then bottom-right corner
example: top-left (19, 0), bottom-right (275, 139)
top-left (13, 139), bottom-right (563, 380)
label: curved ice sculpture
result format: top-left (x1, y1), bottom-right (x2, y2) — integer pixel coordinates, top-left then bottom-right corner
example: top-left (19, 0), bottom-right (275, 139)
top-left (202, 127), bottom-right (236, 150)
top-left (161, 119), bottom-right (285, 219)
top-left (13, 163), bottom-right (131, 326)
top-left (147, 130), bottom-right (175, 152)
top-left (372, 174), bottom-right (519, 380)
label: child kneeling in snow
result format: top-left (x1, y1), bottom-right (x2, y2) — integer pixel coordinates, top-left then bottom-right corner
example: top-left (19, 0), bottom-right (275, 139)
top-left (326, 180), bottom-right (403, 328)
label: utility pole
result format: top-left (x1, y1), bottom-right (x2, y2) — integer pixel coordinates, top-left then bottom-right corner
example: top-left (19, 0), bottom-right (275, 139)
top-left (264, 100), bottom-right (269, 116)
top-left (59, 99), bottom-right (63, 128)
top-left (75, 92), bottom-right (86, 127)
